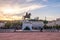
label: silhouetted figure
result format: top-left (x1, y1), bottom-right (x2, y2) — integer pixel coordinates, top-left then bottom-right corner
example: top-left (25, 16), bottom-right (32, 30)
top-left (39, 27), bottom-right (43, 32)
top-left (40, 28), bottom-right (43, 32)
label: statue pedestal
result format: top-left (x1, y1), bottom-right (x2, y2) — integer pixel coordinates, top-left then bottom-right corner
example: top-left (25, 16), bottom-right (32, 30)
top-left (22, 20), bottom-right (32, 31)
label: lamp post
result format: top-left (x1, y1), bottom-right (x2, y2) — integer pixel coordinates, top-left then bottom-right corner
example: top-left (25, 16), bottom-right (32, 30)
top-left (43, 16), bottom-right (48, 29)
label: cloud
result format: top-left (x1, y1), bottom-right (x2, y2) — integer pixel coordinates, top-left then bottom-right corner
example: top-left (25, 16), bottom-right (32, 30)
top-left (0, 0), bottom-right (47, 14)
top-left (52, 5), bottom-right (60, 7)
top-left (42, 0), bottom-right (48, 2)
top-left (47, 4), bottom-right (60, 8)
top-left (0, 0), bottom-right (47, 20)
top-left (0, 3), bottom-right (46, 14)
top-left (0, 0), bottom-right (34, 4)
top-left (0, 4), bottom-right (46, 20)
top-left (26, 0), bottom-right (34, 2)
top-left (16, 4), bottom-right (46, 14)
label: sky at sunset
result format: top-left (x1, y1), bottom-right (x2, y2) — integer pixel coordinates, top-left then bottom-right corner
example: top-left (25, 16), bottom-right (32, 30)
top-left (0, 0), bottom-right (60, 21)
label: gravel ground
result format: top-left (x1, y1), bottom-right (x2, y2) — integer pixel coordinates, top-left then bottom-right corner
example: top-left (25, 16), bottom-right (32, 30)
top-left (0, 32), bottom-right (60, 40)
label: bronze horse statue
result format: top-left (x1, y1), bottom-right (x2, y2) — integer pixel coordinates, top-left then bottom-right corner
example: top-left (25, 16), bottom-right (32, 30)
top-left (23, 12), bottom-right (31, 19)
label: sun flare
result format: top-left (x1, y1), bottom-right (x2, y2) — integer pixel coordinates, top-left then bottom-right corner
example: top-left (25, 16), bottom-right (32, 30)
top-left (1, 6), bottom-right (20, 14)
top-left (2, 7), bottom-right (17, 14)
top-left (0, 7), bottom-right (23, 20)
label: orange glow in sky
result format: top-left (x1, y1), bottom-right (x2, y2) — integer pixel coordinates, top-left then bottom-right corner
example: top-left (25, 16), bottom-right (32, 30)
top-left (0, 6), bottom-right (23, 20)
top-left (1, 6), bottom-right (20, 14)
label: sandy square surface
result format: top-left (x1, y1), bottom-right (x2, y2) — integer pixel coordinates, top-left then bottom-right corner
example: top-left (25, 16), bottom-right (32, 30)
top-left (0, 32), bottom-right (60, 40)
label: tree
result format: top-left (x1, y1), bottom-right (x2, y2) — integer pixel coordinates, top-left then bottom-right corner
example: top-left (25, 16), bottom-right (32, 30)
top-left (5, 22), bottom-right (12, 29)
top-left (11, 22), bottom-right (22, 29)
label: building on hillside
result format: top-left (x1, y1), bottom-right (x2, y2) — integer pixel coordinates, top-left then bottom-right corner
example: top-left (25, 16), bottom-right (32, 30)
top-left (47, 18), bottom-right (60, 26)
top-left (46, 20), bottom-right (56, 26)
top-left (56, 18), bottom-right (60, 26)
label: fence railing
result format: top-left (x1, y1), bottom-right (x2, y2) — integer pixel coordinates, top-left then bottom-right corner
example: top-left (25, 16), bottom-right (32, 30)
top-left (0, 29), bottom-right (60, 32)
top-left (0, 29), bottom-right (15, 32)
